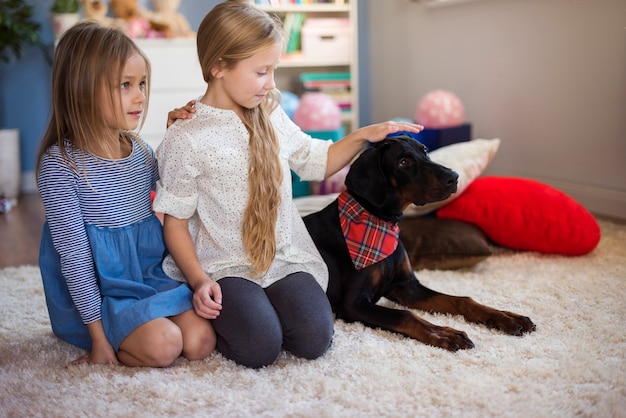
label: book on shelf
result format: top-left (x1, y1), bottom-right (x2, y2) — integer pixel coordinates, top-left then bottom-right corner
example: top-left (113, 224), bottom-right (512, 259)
top-left (283, 12), bottom-right (305, 54)
top-left (300, 72), bottom-right (351, 89)
top-left (300, 72), bottom-right (352, 112)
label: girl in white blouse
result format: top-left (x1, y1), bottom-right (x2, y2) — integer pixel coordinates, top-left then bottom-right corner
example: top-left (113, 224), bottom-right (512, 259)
top-left (154, 0), bottom-right (423, 368)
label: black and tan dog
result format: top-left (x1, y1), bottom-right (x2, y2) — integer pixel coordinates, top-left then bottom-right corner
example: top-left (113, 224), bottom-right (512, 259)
top-left (303, 135), bottom-right (535, 351)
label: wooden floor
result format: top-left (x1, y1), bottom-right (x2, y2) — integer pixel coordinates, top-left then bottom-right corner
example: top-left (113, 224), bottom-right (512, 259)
top-left (0, 193), bottom-right (46, 268)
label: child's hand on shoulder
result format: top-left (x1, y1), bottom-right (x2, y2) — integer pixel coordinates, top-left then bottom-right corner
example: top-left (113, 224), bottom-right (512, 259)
top-left (166, 99), bottom-right (196, 128)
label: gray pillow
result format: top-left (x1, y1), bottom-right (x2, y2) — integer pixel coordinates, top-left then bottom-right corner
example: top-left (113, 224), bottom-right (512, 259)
top-left (399, 217), bottom-right (492, 270)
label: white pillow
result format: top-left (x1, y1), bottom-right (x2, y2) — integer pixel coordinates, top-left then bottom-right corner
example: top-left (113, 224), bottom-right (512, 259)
top-left (403, 138), bottom-right (501, 217)
top-left (294, 193), bottom-right (339, 217)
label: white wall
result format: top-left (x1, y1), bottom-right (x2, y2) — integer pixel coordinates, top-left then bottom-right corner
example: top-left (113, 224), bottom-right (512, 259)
top-left (368, 0), bottom-right (626, 219)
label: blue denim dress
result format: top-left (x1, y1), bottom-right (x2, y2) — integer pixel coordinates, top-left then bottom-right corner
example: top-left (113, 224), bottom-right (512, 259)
top-left (39, 215), bottom-right (193, 351)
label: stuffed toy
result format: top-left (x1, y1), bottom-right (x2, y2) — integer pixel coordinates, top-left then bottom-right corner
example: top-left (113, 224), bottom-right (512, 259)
top-left (80, 0), bottom-right (125, 29)
top-left (109, 0), bottom-right (169, 38)
top-left (146, 0), bottom-right (194, 38)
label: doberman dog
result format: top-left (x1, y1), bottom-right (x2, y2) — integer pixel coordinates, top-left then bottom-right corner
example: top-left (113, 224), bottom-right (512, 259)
top-left (303, 135), bottom-right (535, 351)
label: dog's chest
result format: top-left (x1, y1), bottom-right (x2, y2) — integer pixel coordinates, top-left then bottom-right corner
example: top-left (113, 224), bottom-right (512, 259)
top-left (337, 191), bottom-right (399, 270)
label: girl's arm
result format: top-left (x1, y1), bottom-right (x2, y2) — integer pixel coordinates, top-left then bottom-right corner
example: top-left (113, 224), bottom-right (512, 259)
top-left (325, 121), bottom-right (424, 178)
top-left (162, 214), bottom-right (222, 319)
top-left (38, 152), bottom-right (113, 365)
top-left (153, 123), bottom-right (220, 318)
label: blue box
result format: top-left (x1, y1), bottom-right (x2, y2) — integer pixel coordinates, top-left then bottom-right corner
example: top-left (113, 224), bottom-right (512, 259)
top-left (292, 127), bottom-right (345, 197)
top-left (417, 123), bottom-right (472, 151)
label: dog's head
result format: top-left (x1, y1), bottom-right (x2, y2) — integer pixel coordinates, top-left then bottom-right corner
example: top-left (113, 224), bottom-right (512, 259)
top-left (345, 135), bottom-right (458, 218)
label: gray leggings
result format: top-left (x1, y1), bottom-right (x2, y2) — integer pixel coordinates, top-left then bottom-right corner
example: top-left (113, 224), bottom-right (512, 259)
top-left (211, 272), bottom-right (334, 368)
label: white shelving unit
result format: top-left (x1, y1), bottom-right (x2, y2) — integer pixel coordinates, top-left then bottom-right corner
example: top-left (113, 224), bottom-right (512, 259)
top-left (134, 2), bottom-right (359, 151)
top-left (134, 38), bottom-right (206, 150)
top-left (252, 1), bottom-right (359, 131)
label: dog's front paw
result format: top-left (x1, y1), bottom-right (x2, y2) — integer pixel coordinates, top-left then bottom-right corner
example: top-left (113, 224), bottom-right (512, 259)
top-left (427, 325), bottom-right (475, 351)
top-left (485, 311), bottom-right (536, 336)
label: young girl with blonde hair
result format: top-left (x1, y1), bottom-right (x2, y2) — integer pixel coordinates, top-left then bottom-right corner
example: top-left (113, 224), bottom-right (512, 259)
top-left (37, 21), bottom-right (216, 367)
top-left (154, 0), bottom-right (423, 368)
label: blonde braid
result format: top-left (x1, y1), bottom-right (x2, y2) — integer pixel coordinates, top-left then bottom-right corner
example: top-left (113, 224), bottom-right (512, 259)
top-left (241, 93), bottom-right (283, 277)
top-left (195, 1), bottom-right (286, 278)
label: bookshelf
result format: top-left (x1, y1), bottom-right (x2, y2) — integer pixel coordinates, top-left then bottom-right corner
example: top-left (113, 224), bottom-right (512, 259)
top-left (251, 1), bottom-right (359, 132)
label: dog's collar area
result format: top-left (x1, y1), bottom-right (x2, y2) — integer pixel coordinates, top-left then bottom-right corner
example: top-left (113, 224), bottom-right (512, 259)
top-left (338, 191), bottom-right (400, 270)
top-left (380, 210), bottom-right (404, 224)
top-left (347, 191), bottom-right (404, 223)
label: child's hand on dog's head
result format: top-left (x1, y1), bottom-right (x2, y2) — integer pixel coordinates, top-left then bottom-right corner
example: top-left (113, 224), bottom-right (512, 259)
top-left (362, 120), bottom-right (424, 144)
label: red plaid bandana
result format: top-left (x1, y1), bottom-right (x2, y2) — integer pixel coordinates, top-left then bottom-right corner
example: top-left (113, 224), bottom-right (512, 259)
top-left (338, 191), bottom-right (400, 270)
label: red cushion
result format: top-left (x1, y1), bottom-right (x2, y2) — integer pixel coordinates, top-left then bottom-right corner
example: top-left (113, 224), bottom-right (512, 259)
top-left (436, 176), bottom-right (601, 255)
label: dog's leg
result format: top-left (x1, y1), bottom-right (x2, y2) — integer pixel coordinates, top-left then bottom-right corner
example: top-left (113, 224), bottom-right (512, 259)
top-left (386, 276), bottom-right (536, 336)
top-left (343, 286), bottom-right (475, 351)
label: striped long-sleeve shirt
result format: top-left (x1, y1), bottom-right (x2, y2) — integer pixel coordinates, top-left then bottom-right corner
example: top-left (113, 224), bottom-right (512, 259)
top-left (37, 141), bottom-right (158, 324)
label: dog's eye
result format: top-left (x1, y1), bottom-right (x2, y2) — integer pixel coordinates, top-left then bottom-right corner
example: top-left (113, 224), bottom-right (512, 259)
top-left (398, 157), bottom-right (411, 168)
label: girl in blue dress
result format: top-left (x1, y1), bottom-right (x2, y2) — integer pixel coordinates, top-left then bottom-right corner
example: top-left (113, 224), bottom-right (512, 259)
top-left (36, 21), bottom-right (217, 367)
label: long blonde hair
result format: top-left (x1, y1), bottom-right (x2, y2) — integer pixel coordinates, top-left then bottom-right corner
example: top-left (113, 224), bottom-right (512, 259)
top-left (197, 0), bottom-right (285, 277)
top-left (36, 21), bottom-right (151, 177)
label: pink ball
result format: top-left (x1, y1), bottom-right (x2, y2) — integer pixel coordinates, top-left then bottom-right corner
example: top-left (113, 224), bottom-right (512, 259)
top-left (415, 90), bottom-right (464, 129)
top-left (294, 93), bottom-right (342, 131)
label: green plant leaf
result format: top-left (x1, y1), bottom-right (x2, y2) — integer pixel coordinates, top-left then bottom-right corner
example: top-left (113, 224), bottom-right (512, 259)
top-left (0, 0), bottom-right (42, 63)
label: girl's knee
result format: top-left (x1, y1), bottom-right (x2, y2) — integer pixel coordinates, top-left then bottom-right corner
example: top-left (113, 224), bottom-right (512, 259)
top-left (311, 318), bottom-right (335, 358)
top-left (139, 325), bottom-right (184, 367)
top-left (182, 322), bottom-right (216, 361)
top-left (213, 276), bottom-right (283, 368)
top-left (268, 273), bottom-right (335, 360)
top-left (219, 324), bottom-right (282, 369)
top-left (152, 326), bottom-right (184, 367)
top-left (120, 319), bottom-right (184, 367)
top-left (289, 315), bottom-right (334, 360)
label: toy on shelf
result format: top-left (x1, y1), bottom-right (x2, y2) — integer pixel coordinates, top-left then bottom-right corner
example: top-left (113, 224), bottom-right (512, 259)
top-left (80, 0), bottom-right (125, 29)
top-left (109, 0), bottom-right (169, 38)
top-left (144, 0), bottom-right (195, 38)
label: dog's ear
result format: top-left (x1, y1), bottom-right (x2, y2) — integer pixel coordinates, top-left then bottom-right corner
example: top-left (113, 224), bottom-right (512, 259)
top-left (345, 144), bottom-right (387, 207)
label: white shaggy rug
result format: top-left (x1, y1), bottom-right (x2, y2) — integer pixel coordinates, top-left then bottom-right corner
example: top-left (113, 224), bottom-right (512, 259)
top-left (1, 220), bottom-right (625, 418)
